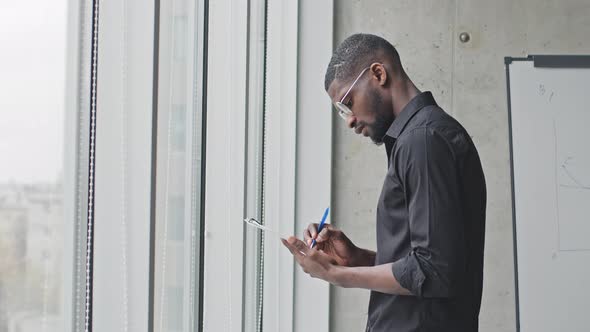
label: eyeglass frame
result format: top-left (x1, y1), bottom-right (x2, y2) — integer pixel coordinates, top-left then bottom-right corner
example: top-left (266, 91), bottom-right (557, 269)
top-left (333, 65), bottom-right (372, 121)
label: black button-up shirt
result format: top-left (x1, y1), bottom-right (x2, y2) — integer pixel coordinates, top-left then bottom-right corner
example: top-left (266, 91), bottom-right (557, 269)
top-left (366, 92), bottom-right (487, 332)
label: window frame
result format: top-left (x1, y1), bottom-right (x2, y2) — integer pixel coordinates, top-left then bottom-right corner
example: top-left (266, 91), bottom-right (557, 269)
top-left (65, 0), bottom-right (333, 330)
top-left (201, 0), bottom-right (248, 330)
top-left (152, 0), bottom-right (206, 330)
top-left (90, 0), bottom-right (157, 330)
top-left (204, 0), bottom-right (333, 331)
top-left (64, 0), bottom-right (92, 331)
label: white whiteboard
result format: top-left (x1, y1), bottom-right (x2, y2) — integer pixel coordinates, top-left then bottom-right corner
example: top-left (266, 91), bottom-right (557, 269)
top-left (507, 56), bottom-right (590, 332)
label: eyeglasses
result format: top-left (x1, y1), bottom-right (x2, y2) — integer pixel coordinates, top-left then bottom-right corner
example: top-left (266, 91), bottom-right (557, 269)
top-left (333, 66), bottom-right (371, 121)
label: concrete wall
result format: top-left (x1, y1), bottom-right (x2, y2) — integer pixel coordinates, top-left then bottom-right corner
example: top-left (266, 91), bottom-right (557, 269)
top-left (330, 1), bottom-right (590, 331)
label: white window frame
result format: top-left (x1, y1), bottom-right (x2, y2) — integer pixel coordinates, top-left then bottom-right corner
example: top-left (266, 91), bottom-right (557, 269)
top-left (64, 0), bottom-right (92, 331)
top-left (91, 1), bottom-right (157, 330)
top-left (204, 0), bottom-right (333, 331)
top-left (66, 0), bottom-right (333, 330)
top-left (152, 0), bottom-right (205, 330)
top-left (84, 0), bottom-right (207, 330)
top-left (68, 0), bottom-right (208, 330)
top-left (202, 0), bottom-right (248, 330)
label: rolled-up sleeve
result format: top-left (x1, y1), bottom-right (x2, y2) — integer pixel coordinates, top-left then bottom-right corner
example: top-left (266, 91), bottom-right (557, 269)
top-left (391, 127), bottom-right (466, 298)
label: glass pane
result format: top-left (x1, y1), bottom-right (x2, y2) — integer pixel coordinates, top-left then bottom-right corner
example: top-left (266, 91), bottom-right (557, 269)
top-left (153, 0), bottom-right (205, 331)
top-left (0, 1), bottom-right (69, 331)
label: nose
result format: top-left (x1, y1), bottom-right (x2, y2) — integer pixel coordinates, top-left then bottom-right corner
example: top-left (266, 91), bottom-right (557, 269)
top-left (346, 115), bottom-right (358, 129)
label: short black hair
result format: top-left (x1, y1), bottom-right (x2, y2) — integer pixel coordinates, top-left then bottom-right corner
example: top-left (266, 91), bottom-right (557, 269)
top-left (324, 33), bottom-right (402, 91)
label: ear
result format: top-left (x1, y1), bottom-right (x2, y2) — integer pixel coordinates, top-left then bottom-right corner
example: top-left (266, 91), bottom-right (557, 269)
top-left (370, 62), bottom-right (387, 86)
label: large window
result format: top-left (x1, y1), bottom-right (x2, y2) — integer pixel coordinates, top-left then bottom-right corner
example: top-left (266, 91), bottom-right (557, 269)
top-left (0, 0), bottom-right (332, 331)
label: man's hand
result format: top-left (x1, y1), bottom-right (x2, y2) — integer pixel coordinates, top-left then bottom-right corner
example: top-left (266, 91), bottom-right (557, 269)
top-left (281, 236), bottom-right (342, 284)
top-left (304, 223), bottom-right (374, 267)
top-left (281, 235), bottom-right (411, 295)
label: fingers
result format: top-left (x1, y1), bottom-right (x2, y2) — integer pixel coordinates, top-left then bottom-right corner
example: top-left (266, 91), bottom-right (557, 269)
top-left (305, 223), bottom-right (321, 246)
top-left (303, 224), bottom-right (316, 245)
top-left (281, 238), bottom-right (303, 265)
top-left (282, 237), bottom-right (341, 280)
top-left (281, 236), bottom-right (309, 264)
top-left (316, 225), bottom-right (335, 243)
top-left (305, 223), bottom-right (335, 242)
top-left (288, 236), bottom-right (309, 256)
top-left (305, 223), bottom-right (319, 240)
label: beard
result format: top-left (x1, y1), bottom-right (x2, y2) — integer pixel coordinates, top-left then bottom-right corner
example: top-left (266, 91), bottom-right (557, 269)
top-left (364, 88), bottom-right (394, 145)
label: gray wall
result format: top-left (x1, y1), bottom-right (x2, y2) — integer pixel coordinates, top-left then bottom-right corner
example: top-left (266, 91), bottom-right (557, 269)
top-left (330, 1), bottom-right (590, 331)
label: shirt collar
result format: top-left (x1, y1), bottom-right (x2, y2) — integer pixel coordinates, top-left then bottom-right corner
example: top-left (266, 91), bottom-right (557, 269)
top-left (384, 91), bottom-right (438, 140)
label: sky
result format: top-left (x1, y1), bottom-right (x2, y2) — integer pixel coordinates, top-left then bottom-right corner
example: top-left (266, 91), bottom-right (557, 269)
top-left (0, 1), bottom-right (67, 184)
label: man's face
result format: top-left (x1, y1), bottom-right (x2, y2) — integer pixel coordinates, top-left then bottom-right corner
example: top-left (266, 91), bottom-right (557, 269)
top-left (327, 71), bottom-right (394, 145)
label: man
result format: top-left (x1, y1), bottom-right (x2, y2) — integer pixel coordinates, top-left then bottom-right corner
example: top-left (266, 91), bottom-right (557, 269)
top-left (281, 33), bottom-right (487, 331)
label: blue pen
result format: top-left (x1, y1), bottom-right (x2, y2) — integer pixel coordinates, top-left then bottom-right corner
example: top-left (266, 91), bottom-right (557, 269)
top-left (310, 207), bottom-right (330, 248)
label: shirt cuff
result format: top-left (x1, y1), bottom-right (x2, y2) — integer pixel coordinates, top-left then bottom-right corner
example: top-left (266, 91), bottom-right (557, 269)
top-left (391, 253), bottom-right (426, 297)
